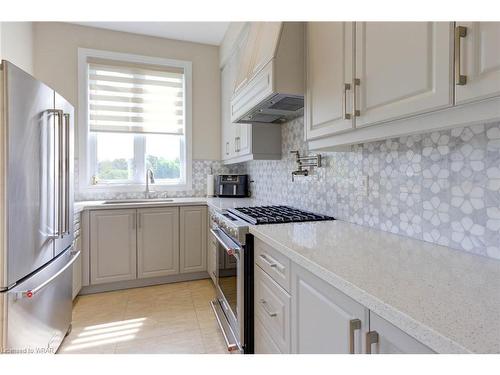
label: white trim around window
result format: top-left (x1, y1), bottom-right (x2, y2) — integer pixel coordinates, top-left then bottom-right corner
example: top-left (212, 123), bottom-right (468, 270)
top-left (77, 48), bottom-right (193, 194)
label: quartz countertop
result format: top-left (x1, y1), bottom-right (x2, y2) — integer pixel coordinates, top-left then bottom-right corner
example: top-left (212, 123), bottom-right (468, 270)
top-left (74, 196), bottom-right (265, 213)
top-left (249, 220), bottom-right (500, 354)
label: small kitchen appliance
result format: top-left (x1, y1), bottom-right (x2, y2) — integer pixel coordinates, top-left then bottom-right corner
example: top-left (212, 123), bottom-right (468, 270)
top-left (215, 174), bottom-right (249, 198)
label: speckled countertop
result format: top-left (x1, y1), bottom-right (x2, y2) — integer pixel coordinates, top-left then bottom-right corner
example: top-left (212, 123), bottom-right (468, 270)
top-left (250, 220), bottom-right (500, 354)
top-left (74, 197), bottom-right (263, 213)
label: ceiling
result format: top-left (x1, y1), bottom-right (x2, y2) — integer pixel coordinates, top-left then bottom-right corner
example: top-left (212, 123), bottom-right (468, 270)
top-left (72, 22), bottom-right (229, 45)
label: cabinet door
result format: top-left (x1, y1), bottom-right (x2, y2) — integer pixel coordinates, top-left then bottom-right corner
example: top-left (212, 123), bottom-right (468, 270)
top-left (234, 23), bottom-right (259, 94)
top-left (455, 22), bottom-right (500, 104)
top-left (180, 206), bottom-right (207, 273)
top-left (355, 22), bottom-right (453, 127)
top-left (234, 123), bottom-right (252, 157)
top-left (305, 22), bottom-right (355, 140)
top-left (248, 22), bottom-right (282, 79)
top-left (367, 312), bottom-right (435, 354)
top-left (221, 62), bottom-right (236, 160)
top-left (291, 263), bottom-right (368, 353)
top-left (137, 207), bottom-right (179, 279)
top-left (90, 209), bottom-right (137, 284)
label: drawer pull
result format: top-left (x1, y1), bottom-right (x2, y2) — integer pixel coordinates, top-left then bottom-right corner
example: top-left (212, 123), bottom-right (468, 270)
top-left (259, 299), bottom-right (277, 317)
top-left (349, 318), bottom-right (361, 354)
top-left (365, 331), bottom-right (379, 354)
top-left (259, 254), bottom-right (282, 270)
top-left (455, 26), bottom-right (467, 86)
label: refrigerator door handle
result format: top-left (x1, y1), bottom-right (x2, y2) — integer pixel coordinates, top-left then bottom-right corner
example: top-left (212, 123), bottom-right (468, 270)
top-left (14, 249), bottom-right (80, 299)
top-left (49, 109), bottom-right (64, 238)
top-left (63, 112), bottom-right (70, 235)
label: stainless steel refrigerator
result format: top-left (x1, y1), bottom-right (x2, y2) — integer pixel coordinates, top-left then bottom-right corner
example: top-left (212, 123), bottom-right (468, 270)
top-left (0, 61), bottom-right (77, 353)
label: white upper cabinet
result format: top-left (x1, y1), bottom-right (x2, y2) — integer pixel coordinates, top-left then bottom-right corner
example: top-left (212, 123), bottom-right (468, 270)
top-left (354, 22), bottom-right (454, 127)
top-left (221, 62), bottom-right (236, 160)
top-left (455, 22), bottom-right (500, 104)
top-left (305, 22), bottom-right (355, 140)
top-left (137, 207), bottom-right (179, 279)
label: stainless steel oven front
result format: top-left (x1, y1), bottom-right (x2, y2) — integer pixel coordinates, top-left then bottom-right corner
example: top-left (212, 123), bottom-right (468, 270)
top-left (210, 224), bottom-right (244, 353)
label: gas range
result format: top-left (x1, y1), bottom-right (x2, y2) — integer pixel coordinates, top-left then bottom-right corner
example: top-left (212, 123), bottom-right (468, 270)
top-left (208, 204), bottom-right (334, 354)
top-left (209, 205), bottom-right (334, 245)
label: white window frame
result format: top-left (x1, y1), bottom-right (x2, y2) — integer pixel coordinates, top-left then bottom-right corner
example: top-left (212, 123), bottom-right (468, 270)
top-left (77, 48), bottom-right (192, 193)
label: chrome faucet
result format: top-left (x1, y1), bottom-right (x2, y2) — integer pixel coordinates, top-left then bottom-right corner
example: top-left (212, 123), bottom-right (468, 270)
top-left (145, 168), bottom-right (155, 198)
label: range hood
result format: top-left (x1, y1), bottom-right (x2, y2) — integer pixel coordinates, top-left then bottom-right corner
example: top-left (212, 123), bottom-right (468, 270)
top-left (230, 22), bottom-right (304, 124)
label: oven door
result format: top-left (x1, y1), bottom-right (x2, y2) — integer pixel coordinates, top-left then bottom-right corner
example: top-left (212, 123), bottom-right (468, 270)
top-left (210, 226), bottom-right (244, 351)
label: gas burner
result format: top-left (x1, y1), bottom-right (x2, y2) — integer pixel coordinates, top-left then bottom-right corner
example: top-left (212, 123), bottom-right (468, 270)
top-left (227, 205), bottom-right (334, 225)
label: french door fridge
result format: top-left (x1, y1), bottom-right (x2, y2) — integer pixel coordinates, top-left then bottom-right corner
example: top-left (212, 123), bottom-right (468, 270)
top-left (0, 61), bottom-right (77, 353)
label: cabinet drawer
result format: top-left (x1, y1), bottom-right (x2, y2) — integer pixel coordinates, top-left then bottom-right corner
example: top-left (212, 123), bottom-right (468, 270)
top-left (255, 264), bottom-right (291, 353)
top-left (254, 316), bottom-right (282, 354)
top-left (255, 238), bottom-right (291, 292)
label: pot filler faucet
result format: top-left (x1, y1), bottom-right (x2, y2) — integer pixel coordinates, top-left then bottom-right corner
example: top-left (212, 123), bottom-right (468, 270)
top-left (290, 150), bottom-right (322, 182)
top-left (145, 168), bottom-right (155, 198)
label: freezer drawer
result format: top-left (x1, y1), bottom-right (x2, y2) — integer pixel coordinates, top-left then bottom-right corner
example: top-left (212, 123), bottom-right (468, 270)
top-left (2, 247), bottom-right (78, 354)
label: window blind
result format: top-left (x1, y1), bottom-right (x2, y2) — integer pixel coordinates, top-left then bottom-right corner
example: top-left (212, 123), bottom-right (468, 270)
top-left (88, 58), bottom-right (185, 135)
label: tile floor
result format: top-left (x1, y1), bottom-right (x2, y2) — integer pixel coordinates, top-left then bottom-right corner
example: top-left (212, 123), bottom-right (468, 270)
top-left (58, 279), bottom-right (229, 354)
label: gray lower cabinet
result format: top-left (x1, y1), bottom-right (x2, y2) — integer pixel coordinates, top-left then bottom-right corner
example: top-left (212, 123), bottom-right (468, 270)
top-left (90, 209), bottom-right (137, 284)
top-left (137, 207), bottom-right (179, 279)
top-left (180, 206), bottom-right (207, 273)
top-left (366, 312), bottom-right (435, 354)
top-left (89, 205), bottom-right (207, 287)
top-left (291, 263), bottom-right (369, 353)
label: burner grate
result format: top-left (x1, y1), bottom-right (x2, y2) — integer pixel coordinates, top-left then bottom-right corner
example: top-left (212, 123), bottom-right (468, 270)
top-left (229, 205), bottom-right (334, 225)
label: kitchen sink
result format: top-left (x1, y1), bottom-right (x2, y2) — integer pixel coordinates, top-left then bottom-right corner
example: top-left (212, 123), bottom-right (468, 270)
top-left (102, 199), bottom-right (175, 204)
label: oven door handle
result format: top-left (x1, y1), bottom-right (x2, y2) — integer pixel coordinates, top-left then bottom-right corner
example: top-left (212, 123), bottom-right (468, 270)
top-left (210, 227), bottom-right (241, 258)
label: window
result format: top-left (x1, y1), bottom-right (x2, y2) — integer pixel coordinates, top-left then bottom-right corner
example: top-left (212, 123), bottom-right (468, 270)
top-left (78, 49), bottom-right (192, 191)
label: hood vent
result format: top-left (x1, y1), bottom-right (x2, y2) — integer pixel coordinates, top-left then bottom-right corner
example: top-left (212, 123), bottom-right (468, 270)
top-left (231, 23), bottom-right (305, 124)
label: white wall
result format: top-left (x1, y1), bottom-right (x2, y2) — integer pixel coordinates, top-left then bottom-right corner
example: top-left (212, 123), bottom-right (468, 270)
top-left (0, 22), bottom-right (34, 75)
top-left (33, 22), bottom-right (221, 160)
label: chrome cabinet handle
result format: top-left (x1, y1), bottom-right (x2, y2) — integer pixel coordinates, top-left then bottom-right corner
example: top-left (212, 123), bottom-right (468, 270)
top-left (259, 299), bottom-right (277, 317)
top-left (259, 254), bottom-right (282, 270)
top-left (259, 254), bottom-right (277, 267)
top-left (342, 83), bottom-right (352, 120)
top-left (455, 25), bottom-right (467, 85)
top-left (15, 250), bottom-right (80, 299)
top-left (353, 78), bottom-right (361, 117)
top-left (365, 330), bottom-right (379, 354)
top-left (349, 318), bottom-right (361, 354)
top-left (225, 142), bottom-right (229, 155)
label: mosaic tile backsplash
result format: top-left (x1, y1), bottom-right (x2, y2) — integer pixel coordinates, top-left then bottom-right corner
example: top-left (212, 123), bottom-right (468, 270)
top-left (239, 117), bottom-right (500, 260)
